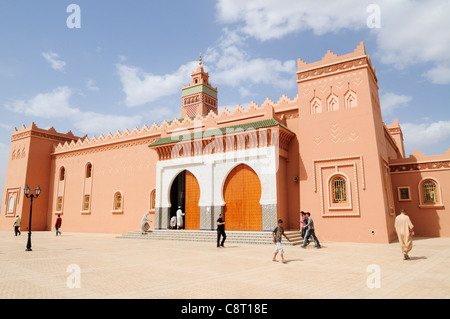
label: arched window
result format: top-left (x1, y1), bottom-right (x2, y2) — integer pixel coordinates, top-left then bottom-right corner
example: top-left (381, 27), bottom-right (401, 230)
top-left (59, 167), bottom-right (66, 181)
top-left (86, 163), bottom-right (92, 178)
top-left (332, 176), bottom-right (347, 203)
top-left (113, 192), bottom-right (122, 211)
top-left (149, 189), bottom-right (156, 210)
top-left (423, 180), bottom-right (438, 203)
top-left (7, 196), bottom-right (15, 212)
top-left (418, 178), bottom-right (442, 207)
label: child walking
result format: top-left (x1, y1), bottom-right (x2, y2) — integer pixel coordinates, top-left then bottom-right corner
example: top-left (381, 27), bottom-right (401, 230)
top-left (272, 219), bottom-right (291, 263)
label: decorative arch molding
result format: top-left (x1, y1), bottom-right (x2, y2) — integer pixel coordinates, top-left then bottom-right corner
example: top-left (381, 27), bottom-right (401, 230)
top-left (154, 145), bottom-right (278, 230)
top-left (327, 93), bottom-right (339, 112)
top-left (326, 172), bottom-right (352, 211)
top-left (344, 89), bottom-right (358, 109)
top-left (310, 96), bottom-right (322, 114)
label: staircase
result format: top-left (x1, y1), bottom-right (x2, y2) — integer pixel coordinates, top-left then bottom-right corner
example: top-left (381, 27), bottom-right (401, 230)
top-left (117, 229), bottom-right (303, 246)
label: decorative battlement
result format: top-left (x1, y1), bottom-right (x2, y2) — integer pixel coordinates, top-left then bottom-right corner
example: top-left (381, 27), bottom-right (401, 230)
top-left (390, 148), bottom-right (450, 170)
top-left (11, 122), bottom-right (82, 143)
top-left (297, 41), bottom-right (377, 84)
top-left (49, 94), bottom-right (298, 157)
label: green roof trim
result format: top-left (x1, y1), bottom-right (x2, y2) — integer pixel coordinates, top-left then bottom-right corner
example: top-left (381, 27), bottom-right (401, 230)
top-left (149, 118), bottom-right (294, 147)
top-left (182, 85), bottom-right (218, 98)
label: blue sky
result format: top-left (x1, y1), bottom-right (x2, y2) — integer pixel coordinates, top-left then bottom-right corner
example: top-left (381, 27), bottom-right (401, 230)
top-left (1, 0), bottom-right (449, 197)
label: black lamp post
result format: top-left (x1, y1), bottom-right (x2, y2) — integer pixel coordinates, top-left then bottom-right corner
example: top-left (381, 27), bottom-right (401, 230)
top-left (24, 185), bottom-right (41, 251)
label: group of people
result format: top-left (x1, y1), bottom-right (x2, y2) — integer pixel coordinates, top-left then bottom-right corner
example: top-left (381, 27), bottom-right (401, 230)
top-left (13, 205), bottom-right (415, 261)
top-left (13, 214), bottom-right (62, 236)
top-left (272, 208), bottom-right (415, 262)
top-left (272, 211), bottom-right (321, 263)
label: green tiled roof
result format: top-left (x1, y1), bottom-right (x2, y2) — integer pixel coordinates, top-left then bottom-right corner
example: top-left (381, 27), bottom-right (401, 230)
top-left (182, 85), bottom-right (217, 98)
top-left (149, 118), bottom-right (294, 147)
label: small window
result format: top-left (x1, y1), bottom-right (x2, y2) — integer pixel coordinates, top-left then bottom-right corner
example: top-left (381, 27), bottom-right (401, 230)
top-left (397, 187), bottom-right (411, 201)
top-left (83, 195), bottom-right (90, 211)
top-left (149, 189), bottom-right (156, 210)
top-left (113, 192), bottom-right (122, 211)
top-left (56, 196), bottom-right (63, 211)
top-left (332, 176), bottom-right (347, 203)
top-left (59, 167), bottom-right (66, 181)
top-left (86, 163), bottom-right (92, 178)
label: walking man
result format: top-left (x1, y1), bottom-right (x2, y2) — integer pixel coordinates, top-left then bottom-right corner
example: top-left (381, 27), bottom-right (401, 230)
top-left (217, 213), bottom-right (226, 248)
top-left (55, 214), bottom-right (62, 236)
top-left (301, 212), bottom-right (321, 248)
top-left (272, 219), bottom-right (291, 263)
top-left (395, 208), bottom-right (414, 260)
top-left (14, 215), bottom-right (21, 236)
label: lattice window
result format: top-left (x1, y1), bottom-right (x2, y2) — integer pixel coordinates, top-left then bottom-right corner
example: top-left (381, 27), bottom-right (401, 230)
top-left (332, 176), bottom-right (347, 203)
top-left (56, 196), bottom-right (63, 211)
top-left (398, 187), bottom-right (411, 201)
top-left (423, 181), bottom-right (438, 203)
top-left (83, 195), bottom-right (90, 211)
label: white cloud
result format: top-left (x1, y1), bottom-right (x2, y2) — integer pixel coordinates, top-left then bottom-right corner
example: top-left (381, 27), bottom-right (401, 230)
top-left (380, 92), bottom-right (412, 115)
top-left (216, 0), bottom-right (367, 40)
top-left (203, 29), bottom-right (296, 94)
top-left (41, 51), bottom-right (66, 72)
top-left (74, 112), bottom-right (142, 135)
top-left (86, 79), bottom-right (99, 91)
top-left (402, 120), bottom-right (450, 154)
top-left (0, 123), bottom-right (13, 130)
top-left (215, 0), bottom-right (450, 85)
top-left (4, 87), bottom-right (142, 135)
top-left (5, 87), bottom-right (77, 118)
top-left (422, 65), bottom-right (450, 85)
top-left (116, 61), bottom-right (198, 107)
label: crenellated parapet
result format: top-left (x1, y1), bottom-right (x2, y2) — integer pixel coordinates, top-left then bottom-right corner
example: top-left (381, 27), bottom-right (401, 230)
top-left (149, 97), bottom-right (297, 161)
top-left (46, 93), bottom-right (297, 158)
top-left (297, 41), bottom-right (377, 84)
top-left (389, 149), bottom-right (450, 173)
top-left (11, 122), bottom-right (81, 143)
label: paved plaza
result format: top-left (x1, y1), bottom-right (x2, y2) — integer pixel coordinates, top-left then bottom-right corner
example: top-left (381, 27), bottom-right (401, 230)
top-left (0, 231), bottom-right (449, 299)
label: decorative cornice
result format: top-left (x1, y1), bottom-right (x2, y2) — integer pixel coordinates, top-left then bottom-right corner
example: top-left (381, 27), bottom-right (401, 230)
top-left (390, 161), bottom-right (450, 173)
top-left (52, 136), bottom-right (159, 159)
top-left (297, 57), bottom-right (374, 83)
top-left (151, 125), bottom-right (294, 161)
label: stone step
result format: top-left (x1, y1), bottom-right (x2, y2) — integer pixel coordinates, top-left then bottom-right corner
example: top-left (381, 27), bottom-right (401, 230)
top-left (117, 229), bottom-right (303, 246)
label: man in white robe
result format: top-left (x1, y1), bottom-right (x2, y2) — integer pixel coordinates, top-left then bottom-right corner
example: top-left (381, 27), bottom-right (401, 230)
top-left (176, 206), bottom-right (185, 230)
top-left (394, 208), bottom-right (414, 260)
top-left (140, 212), bottom-right (151, 234)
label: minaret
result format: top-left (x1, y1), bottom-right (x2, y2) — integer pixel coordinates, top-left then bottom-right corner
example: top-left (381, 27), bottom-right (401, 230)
top-left (181, 54), bottom-right (218, 118)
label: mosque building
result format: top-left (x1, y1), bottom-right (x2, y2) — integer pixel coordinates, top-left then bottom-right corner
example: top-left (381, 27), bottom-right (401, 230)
top-left (2, 42), bottom-right (449, 242)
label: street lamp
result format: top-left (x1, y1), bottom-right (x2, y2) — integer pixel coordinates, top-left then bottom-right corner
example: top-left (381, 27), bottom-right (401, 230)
top-left (24, 185), bottom-right (41, 251)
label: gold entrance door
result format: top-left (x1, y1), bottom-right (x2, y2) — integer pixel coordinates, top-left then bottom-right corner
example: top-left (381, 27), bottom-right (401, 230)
top-left (184, 170), bottom-right (200, 229)
top-left (223, 164), bottom-right (262, 231)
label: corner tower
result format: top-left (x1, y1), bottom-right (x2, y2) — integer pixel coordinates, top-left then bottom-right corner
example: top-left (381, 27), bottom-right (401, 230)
top-left (296, 42), bottom-right (400, 243)
top-left (181, 55), bottom-right (218, 118)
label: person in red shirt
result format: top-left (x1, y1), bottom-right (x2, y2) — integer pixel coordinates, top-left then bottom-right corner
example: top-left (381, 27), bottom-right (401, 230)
top-left (55, 214), bottom-right (62, 236)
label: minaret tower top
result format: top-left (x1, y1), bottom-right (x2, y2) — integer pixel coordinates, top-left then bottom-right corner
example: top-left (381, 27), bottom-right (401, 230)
top-left (181, 54), bottom-right (218, 118)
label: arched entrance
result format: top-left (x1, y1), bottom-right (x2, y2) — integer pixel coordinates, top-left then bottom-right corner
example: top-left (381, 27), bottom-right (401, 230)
top-left (223, 164), bottom-right (262, 231)
top-left (169, 170), bottom-right (200, 229)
